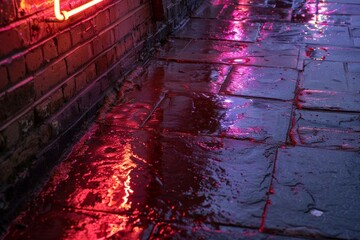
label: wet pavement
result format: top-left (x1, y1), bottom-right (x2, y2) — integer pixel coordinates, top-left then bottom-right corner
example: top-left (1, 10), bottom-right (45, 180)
top-left (4, 0), bottom-right (360, 239)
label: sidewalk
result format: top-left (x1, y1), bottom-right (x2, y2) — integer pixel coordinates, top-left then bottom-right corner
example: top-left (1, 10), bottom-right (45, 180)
top-left (5, 0), bottom-right (360, 239)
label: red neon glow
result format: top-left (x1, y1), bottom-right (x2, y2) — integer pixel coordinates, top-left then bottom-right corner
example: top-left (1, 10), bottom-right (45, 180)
top-left (54, 0), bottom-right (102, 20)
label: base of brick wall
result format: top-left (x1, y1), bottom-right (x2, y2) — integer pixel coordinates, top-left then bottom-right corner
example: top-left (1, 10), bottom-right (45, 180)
top-left (0, 19), bottom-right (173, 235)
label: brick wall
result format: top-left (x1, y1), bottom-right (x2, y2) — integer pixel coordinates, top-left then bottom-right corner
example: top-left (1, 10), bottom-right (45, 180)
top-left (0, 0), bottom-right (202, 229)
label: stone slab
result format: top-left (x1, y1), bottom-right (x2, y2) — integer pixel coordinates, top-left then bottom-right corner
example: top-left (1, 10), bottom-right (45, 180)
top-left (220, 66), bottom-right (298, 100)
top-left (290, 109), bottom-right (360, 150)
top-left (145, 92), bottom-right (292, 143)
top-left (264, 147), bottom-right (360, 239)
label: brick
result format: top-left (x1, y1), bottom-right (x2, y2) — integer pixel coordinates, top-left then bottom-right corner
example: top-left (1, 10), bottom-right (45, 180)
top-left (0, 29), bottom-right (23, 56)
top-left (92, 30), bottom-right (115, 56)
top-left (30, 19), bottom-right (55, 44)
top-left (62, 78), bottom-right (76, 101)
top-left (71, 20), bottom-right (96, 46)
top-left (43, 39), bottom-right (58, 62)
top-left (100, 30), bottom-right (115, 50)
top-left (0, 80), bottom-right (35, 124)
top-left (106, 48), bottom-right (117, 66)
top-left (107, 62), bottom-right (123, 83)
top-left (25, 47), bottom-right (43, 73)
top-left (100, 75), bottom-right (112, 92)
top-left (3, 120), bottom-right (20, 150)
top-left (0, 1), bottom-right (16, 26)
top-left (109, 0), bottom-right (129, 23)
top-left (95, 55), bottom-right (108, 75)
top-left (0, 131), bottom-right (5, 153)
top-left (34, 60), bottom-right (67, 98)
top-left (56, 31), bottom-right (72, 54)
top-left (77, 81), bottom-right (102, 112)
top-left (95, 10), bottom-right (110, 32)
top-left (66, 43), bottom-right (93, 74)
top-left (75, 63), bottom-right (96, 92)
top-left (18, 111), bottom-right (34, 134)
top-left (115, 34), bottom-right (134, 59)
top-left (8, 56), bottom-right (26, 84)
top-left (35, 88), bottom-right (64, 122)
top-left (92, 37), bottom-right (102, 56)
top-left (133, 21), bottom-right (150, 44)
top-left (0, 65), bottom-right (9, 91)
top-left (114, 17), bottom-right (134, 42)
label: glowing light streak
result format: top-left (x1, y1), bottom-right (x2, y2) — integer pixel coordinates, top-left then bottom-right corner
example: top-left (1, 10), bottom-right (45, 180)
top-left (54, 0), bottom-right (102, 21)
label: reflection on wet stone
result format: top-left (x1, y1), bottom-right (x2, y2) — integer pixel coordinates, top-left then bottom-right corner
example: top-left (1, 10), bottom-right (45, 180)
top-left (145, 92), bottom-right (292, 143)
top-left (5, 0), bottom-right (360, 238)
top-left (220, 66), bottom-right (297, 100)
top-left (5, 127), bottom-right (276, 238)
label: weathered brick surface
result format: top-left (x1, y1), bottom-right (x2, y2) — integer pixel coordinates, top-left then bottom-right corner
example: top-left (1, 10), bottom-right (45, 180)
top-left (43, 39), bottom-right (58, 62)
top-left (70, 20), bottom-right (97, 46)
top-left (0, 65), bottom-right (8, 90)
top-left (0, 29), bottom-right (23, 57)
top-left (0, 80), bottom-right (35, 124)
top-left (34, 60), bottom-right (67, 98)
top-left (66, 43), bottom-right (93, 74)
top-left (8, 56), bottom-right (26, 84)
top-left (56, 32), bottom-right (72, 54)
top-left (25, 47), bottom-right (43, 73)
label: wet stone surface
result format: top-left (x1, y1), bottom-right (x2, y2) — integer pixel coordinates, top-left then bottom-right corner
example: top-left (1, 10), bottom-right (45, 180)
top-left (172, 19), bottom-right (261, 42)
top-left (5, 0), bottom-right (360, 238)
top-left (141, 61), bottom-right (232, 94)
top-left (264, 147), bottom-right (360, 239)
top-left (6, 127), bottom-right (275, 239)
top-left (304, 45), bottom-right (360, 62)
top-left (145, 92), bottom-right (292, 143)
top-left (219, 5), bottom-right (293, 21)
top-left (260, 23), bottom-right (353, 46)
top-left (157, 39), bottom-right (300, 69)
top-left (290, 109), bottom-right (360, 150)
top-left (150, 223), bottom-right (306, 240)
top-left (220, 66), bottom-right (298, 100)
top-left (298, 60), bottom-right (360, 111)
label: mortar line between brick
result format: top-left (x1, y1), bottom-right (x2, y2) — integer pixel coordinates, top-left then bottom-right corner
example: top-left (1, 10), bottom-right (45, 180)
top-left (0, 37), bottom-right (143, 132)
top-left (0, 2), bottom-right (149, 66)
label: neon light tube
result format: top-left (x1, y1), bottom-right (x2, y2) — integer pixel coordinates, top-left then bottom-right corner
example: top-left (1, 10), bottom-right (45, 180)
top-left (54, 0), bottom-right (103, 21)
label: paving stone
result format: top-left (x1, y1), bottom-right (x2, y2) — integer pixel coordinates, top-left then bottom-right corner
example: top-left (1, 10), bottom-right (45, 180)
top-left (207, 0), bottom-right (274, 7)
top-left (192, 3), bottom-right (224, 18)
top-left (351, 27), bottom-right (360, 37)
top-left (264, 147), bottom-right (360, 239)
top-left (220, 66), bottom-right (298, 100)
top-left (150, 223), bottom-right (306, 240)
top-left (141, 61), bottom-right (232, 94)
top-left (348, 62), bottom-right (360, 86)
top-left (260, 22), bottom-right (352, 46)
top-left (292, 14), bottom-right (352, 26)
top-left (145, 92), bottom-right (292, 143)
top-left (302, 61), bottom-right (347, 91)
top-left (172, 19), bottom-right (261, 42)
top-left (305, 2), bottom-right (360, 15)
top-left (354, 38), bottom-right (360, 47)
top-left (104, 80), bottom-right (167, 129)
top-left (298, 89), bottom-right (360, 112)
top-left (304, 45), bottom-right (360, 62)
top-left (298, 60), bottom-right (360, 111)
top-left (5, 127), bottom-right (275, 234)
top-left (219, 5), bottom-right (292, 21)
top-left (290, 109), bottom-right (360, 150)
top-left (158, 39), bottom-right (300, 69)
